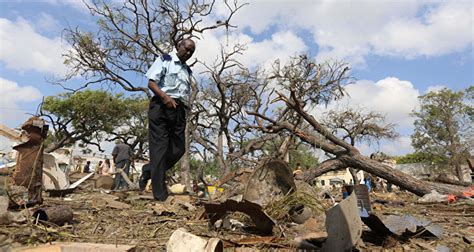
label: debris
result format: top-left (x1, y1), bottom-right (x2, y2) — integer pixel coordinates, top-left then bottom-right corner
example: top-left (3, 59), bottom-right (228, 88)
top-left (360, 213), bottom-right (393, 237)
top-left (265, 190), bottom-right (326, 222)
top-left (289, 204), bottom-right (312, 224)
top-left (10, 117), bottom-right (48, 206)
top-left (382, 214), bottom-right (443, 238)
top-left (43, 153), bottom-right (70, 190)
top-left (95, 175), bottom-right (115, 190)
top-left (214, 168), bottom-right (253, 188)
top-left (203, 199), bottom-right (275, 235)
top-left (343, 184), bottom-right (372, 214)
top-left (169, 183), bottom-right (186, 194)
top-left (0, 196), bottom-right (27, 224)
top-left (32, 205), bottom-right (74, 226)
top-left (176, 200), bottom-right (196, 211)
top-left (167, 228), bottom-right (223, 252)
top-left (434, 173), bottom-right (472, 187)
top-left (293, 231), bottom-right (327, 249)
top-left (18, 242), bottom-right (136, 252)
top-left (234, 236), bottom-right (275, 245)
top-left (126, 194), bottom-right (154, 201)
top-left (447, 194), bottom-right (456, 203)
top-left (69, 172), bottom-right (95, 189)
top-left (102, 197), bottom-right (131, 210)
top-left (321, 192), bottom-right (362, 252)
top-left (152, 203), bottom-right (177, 216)
top-left (243, 159), bottom-right (296, 207)
top-left (114, 168), bottom-right (138, 190)
top-left (47, 172), bottom-right (95, 197)
top-left (418, 190), bottom-right (448, 203)
top-left (436, 245), bottom-right (450, 252)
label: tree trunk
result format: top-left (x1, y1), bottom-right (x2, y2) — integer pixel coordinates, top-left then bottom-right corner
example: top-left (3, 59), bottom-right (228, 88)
top-left (348, 167), bottom-right (359, 184)
top-left (455, 163), bottom-right (465, 182)
top-left (342, 155), bottom-right (433, 196)
top-left (434, 173), bottom-right (472, 187)
top-left (217, 132), bottom-right (229, 176)
top-left (180, 115), bottom-right (192, 192)
top-left (303, 154), bottom-right (464, 196)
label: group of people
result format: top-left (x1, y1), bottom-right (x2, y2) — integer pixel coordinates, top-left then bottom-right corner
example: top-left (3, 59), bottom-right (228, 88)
top-left (79, 139), bottom-right (133, 191)
top-left (81, 159), bottom-right (112, 175)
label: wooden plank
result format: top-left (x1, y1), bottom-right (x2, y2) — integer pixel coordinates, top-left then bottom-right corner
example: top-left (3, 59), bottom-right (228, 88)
top-left (18, 242), bottom-right (136, 252)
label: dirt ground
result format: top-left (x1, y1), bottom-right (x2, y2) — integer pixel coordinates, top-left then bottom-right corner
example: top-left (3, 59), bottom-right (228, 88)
top-left (1, 175), bottom-right (473, 251)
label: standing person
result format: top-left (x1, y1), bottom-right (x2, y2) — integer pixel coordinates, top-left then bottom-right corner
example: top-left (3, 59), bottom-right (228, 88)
top-left (112, 140), bottom-right (132, 190)
top-left (143, 38), bottom-right (195, 201)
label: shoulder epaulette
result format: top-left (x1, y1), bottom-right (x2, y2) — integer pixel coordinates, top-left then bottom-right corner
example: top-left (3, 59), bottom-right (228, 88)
top-left (161, 54), bottom-right (172, 61)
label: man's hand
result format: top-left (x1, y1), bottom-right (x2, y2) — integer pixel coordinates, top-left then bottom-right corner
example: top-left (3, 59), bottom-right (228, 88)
top-left (148, 79), bottom-right (177, 109)
top-left (161, 94), bottom-right (177, 109)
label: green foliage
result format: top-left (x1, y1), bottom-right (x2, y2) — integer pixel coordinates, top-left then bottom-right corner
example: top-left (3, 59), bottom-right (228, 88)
top-left (395, 152), bottom-right (441, 164)
top-left (42, 90), bottom-right (148, 153)
top-left (189, 158), bottom-right (220, 177)
top-left (411, 87), bottom-right (472, 167)
top-left (260, 136), bottom-right (319, 170)
top-left (43, 89), bottom-right (125, 133)
top-left (288, 144), bottom-right (320, 170)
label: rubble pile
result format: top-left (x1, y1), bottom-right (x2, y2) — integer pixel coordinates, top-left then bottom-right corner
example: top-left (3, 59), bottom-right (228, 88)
top-left (0, 158), bottom-right (472, 251)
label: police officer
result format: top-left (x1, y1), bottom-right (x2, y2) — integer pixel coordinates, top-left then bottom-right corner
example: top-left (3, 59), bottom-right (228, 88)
top-left (143, 39), bottom-right (195, 201)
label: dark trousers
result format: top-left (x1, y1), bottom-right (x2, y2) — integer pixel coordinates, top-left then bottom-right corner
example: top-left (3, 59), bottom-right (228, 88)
top-left (148, 96), bottom-right (186, 201)
top-left (114, 160), bottom-right (130, 189)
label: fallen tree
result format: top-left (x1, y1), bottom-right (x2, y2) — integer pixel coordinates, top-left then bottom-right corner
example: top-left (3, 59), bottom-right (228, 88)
top-left (246, 56), bottom-right (462, 196)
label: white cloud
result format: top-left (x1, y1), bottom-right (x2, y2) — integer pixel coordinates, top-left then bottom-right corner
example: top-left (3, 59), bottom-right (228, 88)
top-left (0, 77), bottom-right (42, 151)
top-left (325, 77), bottom-right (420, 127)
top-left (194, 30), bottom-right (307, 73)
top-left (356, 136), bottom-right (413, 156)
top-left (372, 1), bottom-right (473, 58)
top-left (216, 1), bottom-right (473, 66)
top-left (0, 17), bottom-right (70, 76)
top-left (313, 77), bottom-right (420, 130)
top-left (310, 77), bottom-right (422, 155)
top-left (379, 136), bottom-right (414, 156)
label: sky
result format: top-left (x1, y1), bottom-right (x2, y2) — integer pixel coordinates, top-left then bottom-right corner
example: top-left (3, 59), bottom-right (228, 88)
top-left (0, 0), bottom-right (472, 156)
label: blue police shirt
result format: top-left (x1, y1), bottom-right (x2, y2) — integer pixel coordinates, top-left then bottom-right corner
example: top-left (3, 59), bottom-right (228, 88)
top-left (145, 52), bottom-right (192, 105)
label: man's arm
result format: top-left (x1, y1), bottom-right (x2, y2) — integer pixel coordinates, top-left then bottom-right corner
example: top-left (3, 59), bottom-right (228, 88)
top-left (148, 79), bottom-right (177, 109)
top-left (112, 146), bottom-right (118, 163)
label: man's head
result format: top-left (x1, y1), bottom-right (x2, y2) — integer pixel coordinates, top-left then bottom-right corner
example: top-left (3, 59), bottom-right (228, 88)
top-left (176, 39), bottom-right (195, 63)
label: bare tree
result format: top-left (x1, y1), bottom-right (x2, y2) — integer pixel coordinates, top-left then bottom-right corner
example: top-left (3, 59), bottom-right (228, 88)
top-left (52, 0), bottom-right (246, 187)
top-left (192, 44), bottom-right (274, 175)
top-left (323, 108), bottom-right (399, 183)
top-left (247, 55), bottom-right (460, 196)
top-left (59, 0), bottom-right (245, 94)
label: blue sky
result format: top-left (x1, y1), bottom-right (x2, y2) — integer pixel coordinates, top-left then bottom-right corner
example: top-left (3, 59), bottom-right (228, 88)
top-left (0, 0), bottom-right (472, 155)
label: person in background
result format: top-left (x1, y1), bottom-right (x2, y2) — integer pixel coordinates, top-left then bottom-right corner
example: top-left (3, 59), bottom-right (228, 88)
top-left (95, 161), bottom-right (103, 174)
top-left (364, 175), bottom-right (373, 192)
top-left (83, 161), bottom-right (91, 173)
top-left (293, 162), bottom-right (303, 177)
top-left (112, 140), bottom-right (132, 190)
top-left (101, 159), bottom-right (111, 176)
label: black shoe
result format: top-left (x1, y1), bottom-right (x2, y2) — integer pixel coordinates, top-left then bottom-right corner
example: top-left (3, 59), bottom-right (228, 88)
top-left (139, 176), bottom-right (148, 191)
top-left (139, 163), bottom-right (151, 191)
